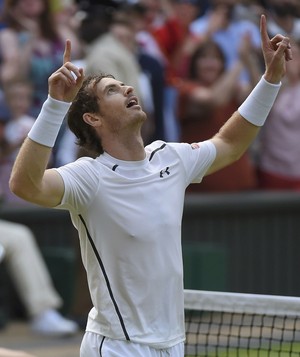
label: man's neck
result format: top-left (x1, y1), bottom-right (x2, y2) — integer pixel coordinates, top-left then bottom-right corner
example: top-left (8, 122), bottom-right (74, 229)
top-left (103, 135), bottom-right (146, 161)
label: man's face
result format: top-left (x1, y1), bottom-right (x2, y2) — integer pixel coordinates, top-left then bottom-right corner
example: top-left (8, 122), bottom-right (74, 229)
top-left (95, 77), bottom-right (147, 134)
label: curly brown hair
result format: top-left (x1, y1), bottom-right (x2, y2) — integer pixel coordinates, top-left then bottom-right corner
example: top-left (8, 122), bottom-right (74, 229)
top-left (67, 74), bottom-right (114, 156)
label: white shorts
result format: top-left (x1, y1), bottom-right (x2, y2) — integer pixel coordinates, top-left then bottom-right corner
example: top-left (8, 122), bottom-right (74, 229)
top-left (80, 331), bottom-right (184, 357)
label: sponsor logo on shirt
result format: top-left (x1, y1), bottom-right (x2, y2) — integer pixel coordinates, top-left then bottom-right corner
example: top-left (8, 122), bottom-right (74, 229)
top-left (191, 143), bottom-right (200, 150)
top-left (160, 167), bottom-right (170, 178)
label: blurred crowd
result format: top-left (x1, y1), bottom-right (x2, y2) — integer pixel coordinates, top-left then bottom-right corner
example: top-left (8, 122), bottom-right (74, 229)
top-left (0, 0), bottom-right (300, 350)
top-left (1, 0), bottom-right (300, 201)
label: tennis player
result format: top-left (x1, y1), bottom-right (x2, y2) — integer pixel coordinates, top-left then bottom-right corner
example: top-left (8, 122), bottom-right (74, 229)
top-left (10, 15), bottom-right (291, 357)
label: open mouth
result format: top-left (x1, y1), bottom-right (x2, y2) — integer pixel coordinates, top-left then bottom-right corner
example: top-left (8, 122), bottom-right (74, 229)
top-left (126, 97), bottom-right (139, 108)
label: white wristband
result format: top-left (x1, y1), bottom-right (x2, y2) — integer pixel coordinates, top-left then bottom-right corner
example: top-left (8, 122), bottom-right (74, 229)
top-left (238, 76), bottom-right (281, 127)
top-left (28, 96), bottom-right (72, 147)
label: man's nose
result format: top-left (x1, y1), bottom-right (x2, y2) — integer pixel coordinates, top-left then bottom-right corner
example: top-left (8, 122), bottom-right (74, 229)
top-left (124, 85), bottom-right (134, 95)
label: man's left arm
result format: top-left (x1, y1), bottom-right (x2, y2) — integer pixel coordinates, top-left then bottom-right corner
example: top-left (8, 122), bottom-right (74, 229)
top-left (206, 14), bottom-right (292, 176)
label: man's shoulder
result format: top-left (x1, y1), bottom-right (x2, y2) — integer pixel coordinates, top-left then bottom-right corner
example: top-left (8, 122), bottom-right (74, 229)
top-left (59, 156), bottom-right (97, 172)
top-left (146, 140), bottom-right (186, 152)
top-left (146, 141), bottom-right (194, 162)
top-left (146, 140), bottom-right (166, 150)
top-left (57, 156), bottom-right (101, 187)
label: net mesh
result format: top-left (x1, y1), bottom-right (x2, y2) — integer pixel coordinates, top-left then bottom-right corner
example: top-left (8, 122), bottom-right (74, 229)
top-left (184, 289), bottom-right (300, 356)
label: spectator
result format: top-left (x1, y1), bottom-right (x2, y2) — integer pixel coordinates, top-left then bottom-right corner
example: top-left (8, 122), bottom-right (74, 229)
top-left (0, 115), bottom-right (8, 200)
top-left (235, 0), bottom-right (266, 26)
top-left (178, 36), bottom-right (261, 192)
top-left (190, 0), bottom-right (262, 85)
top-left (77, 2), bottom-right (114, 48)
top-left (114, 3), bottom-right (167, 143)
top-left (256, 40), bottom-right (300, 190)
top-left (134, 0), bottom-right (168, 68)
top-left (0, 0), bottom-right (82, 117)
top-left (0, 219), bottom-right (78, 336)
top-left (50, 0), bottom-right (84, 59)
top-left (265, 0), bottom-right (300, 42)
top-left (138, 0), bottom-right (199, 78)
top-left (0, 80), bottom-right (35, 203)
top-left (136, 0), bottom-right (200, 141)
top-left (169, 0), bottom-right (207, 79)
top-left (83, 10), bottom-right (157, 145)
top-left (0, 348), bottom-right (36, 357)
top-left (2, 80), bottom-right (34, 154)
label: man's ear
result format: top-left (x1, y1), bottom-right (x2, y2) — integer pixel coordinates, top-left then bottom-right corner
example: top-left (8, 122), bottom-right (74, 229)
top-left (83, 113), bottom-right (102, 127)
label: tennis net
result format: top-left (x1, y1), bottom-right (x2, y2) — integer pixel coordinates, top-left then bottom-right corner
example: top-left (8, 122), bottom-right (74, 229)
top-left (184, 289), bottom-right (300, 356)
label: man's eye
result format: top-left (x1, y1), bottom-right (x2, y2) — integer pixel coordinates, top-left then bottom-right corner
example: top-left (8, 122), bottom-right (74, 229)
top-left (108, 87), bottom-right (116, 94)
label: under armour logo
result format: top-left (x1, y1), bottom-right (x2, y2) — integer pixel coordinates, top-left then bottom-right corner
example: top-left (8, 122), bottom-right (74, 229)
top-left (160, 167), bottom-right (170, 178)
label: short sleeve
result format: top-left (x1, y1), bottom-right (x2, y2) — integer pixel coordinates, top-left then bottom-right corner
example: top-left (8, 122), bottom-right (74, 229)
top-left (54, 157), bottom-right (100, 212)
top-left (169, 140), bottom-right (216, 186)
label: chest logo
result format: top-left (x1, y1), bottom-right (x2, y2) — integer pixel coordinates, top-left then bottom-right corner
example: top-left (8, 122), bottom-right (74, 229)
top-left (160, 167), bottom-right (170, 178)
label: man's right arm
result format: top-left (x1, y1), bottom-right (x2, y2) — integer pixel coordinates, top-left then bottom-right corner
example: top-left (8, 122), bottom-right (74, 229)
top-left (9, 40), bottom-right (84, 207)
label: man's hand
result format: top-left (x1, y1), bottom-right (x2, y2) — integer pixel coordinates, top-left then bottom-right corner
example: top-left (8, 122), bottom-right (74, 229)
top-left (48, 40), bottom-right (84, 102)
top-left (260, 14), bottom-right (292, 84)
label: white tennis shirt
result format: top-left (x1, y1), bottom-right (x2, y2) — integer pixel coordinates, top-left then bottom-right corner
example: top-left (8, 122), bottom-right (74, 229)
top-left (55, 140), bottom-right (216, 349)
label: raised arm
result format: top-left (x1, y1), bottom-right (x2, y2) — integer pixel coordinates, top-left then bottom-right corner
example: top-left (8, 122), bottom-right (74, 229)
top-left (206, 14), bottom-right (292, 176)
top-left (9, 40), bottom-right (84, 207)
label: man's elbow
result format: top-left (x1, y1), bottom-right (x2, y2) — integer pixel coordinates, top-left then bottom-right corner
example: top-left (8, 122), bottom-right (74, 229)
top-left (9, 175), bottom-right (32, 202)
top-left (10, 171), bottom-right (63, 208)
top-left (9, 176), bottom-right (22, 197)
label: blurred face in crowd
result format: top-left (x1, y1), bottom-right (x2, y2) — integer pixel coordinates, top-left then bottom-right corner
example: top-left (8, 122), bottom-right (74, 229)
top-left (12, 0), bottom-right (45, 18)
top-left (139, 0), bottom-right (161, 26)
top-left (110, 22), bottom-right (136, 52)
top-left (211, 0), bottom-right (237, 10)
top-left (210, 0), bottom-right (237, 23)
top-left (5, 82), bottom-right (33, 118)
top-left (174, 1), bottom-right (200, 28)
top-left (212, 0), bottom-right (237, 6)
top-left (190, 41), bottom-right (225, 86)
top-left (267, 0), bottom-right (299, 17)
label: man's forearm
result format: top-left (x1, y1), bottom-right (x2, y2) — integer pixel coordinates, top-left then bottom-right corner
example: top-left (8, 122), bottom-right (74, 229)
top-left (9, 138), bottom-right (53, 202)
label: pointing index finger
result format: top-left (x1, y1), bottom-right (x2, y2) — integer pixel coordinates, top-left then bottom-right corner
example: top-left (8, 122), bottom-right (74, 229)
top-left (63, 39), bottom-right (71, 64)
top-left (260, 14), bottom-right (270, 47)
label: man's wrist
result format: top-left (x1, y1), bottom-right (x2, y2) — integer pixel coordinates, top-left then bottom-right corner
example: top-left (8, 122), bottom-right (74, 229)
top-left (28, 96), bottom-right (72, 148)
top-left (263, 73), bottom-right (282, 85)
top-left (46, 95), bottom-right (72, 112)
top-left (238, 76), bottom-right (281, 127)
